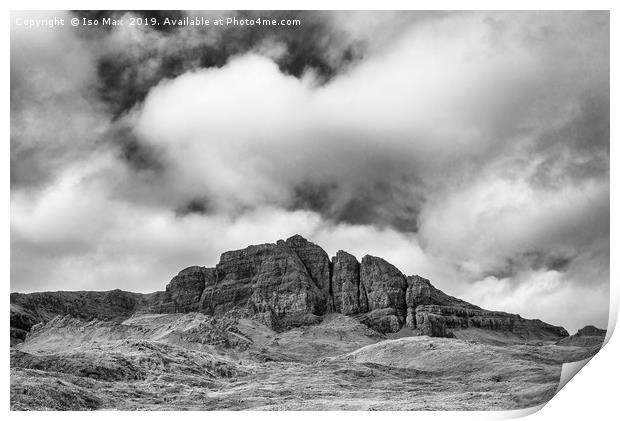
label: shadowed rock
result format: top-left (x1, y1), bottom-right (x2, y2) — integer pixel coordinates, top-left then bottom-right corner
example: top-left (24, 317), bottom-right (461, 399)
top-left (10, 290), bottom-right (143, 344)
top-left (405, 275), bottom-right (480, 330)
top-left (331, 251), bottom-right (361, 315)
top-left (283, 235), bottom-right (333, 312)
top-left (414, 305), bottom-right (568, 340)
top-left (359, 255), bottom-right (408, 333)
top-left (201, 241), bottom-right (325, 329)
top-left (147, 266), bottom-right (216, 313)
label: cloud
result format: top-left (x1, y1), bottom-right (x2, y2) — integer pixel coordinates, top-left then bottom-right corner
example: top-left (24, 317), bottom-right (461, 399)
top-left (10, 11), bottom-right (110, 189)
top-left (82, 10), bottom-right (365, 117)
top-left (130, 11), bottom-right (608, 232)
top-left (464, 272), bottom-right (609, 334)
top-left (417, 172), bottom-right (609, 278)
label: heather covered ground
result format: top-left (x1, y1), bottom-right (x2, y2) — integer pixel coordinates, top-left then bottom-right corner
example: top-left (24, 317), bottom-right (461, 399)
top-left (10, 313), bottom-right (600, 410)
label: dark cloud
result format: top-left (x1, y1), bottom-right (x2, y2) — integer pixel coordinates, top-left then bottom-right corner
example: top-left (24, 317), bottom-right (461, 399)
top-left (289, 172), bottom-right (424, 233)
top-left (528, 93), bottom-right (610, 189)
top-left (74, 10), bottom-right (364, 117)
top-left (290, 181), bottom-right (338, 215)
top-left (10, 17), bottom-right (105, 190)
top-left (333, 183), bottom-right (424, 233)
top-left (175, 197), bottom-right (212, 217)
top-left (105, 125), bottom-right (166, 173)
top-left (484, 251), bottom-right (576, 279)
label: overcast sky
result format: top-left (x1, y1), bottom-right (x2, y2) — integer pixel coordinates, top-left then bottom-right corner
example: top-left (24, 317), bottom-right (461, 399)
top-left (11, 11), bottom-right (609, 333)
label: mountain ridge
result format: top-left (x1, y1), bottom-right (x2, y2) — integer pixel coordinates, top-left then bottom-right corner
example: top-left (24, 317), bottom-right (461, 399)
top-left (10, 234), bottom-right (569, 344)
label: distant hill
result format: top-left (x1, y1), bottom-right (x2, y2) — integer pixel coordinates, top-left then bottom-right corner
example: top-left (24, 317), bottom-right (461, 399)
top-left (556, 325), bottom-right (606, 347)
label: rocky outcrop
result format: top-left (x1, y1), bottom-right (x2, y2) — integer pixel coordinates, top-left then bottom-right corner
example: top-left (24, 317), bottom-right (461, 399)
top-left (405, 275), bottom-right (480, 330)
top-left (401, 275), bottom-right (569, 341)
top-left (556, 325), bottom-right (606, 347)
top-left (283, 235), bottom-right (333, 311)
top-left (331, 251), bottom-right (364, 315)
top-left (146, 266), bottom-right (216, 313)
top-left (10, 234), bottom-right (571, 342)
top-left (360, 256), bottom-right (408, 315)
top-left (357, 308), bottom-right (401, 334)
top-left (10, 304), bottom-right (40, 345)
top-left (10, 289), bottom-right (144, 344)
top-left (414, 305), bottom-right (569, 340)
top-left (200, 240), bottom-right (326, 329)
top-left (359, 256), bottom-right (407, 332)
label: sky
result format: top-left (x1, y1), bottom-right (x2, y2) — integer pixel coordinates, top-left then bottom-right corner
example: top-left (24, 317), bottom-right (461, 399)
top-left (10, 11), bottom-right (609, 333)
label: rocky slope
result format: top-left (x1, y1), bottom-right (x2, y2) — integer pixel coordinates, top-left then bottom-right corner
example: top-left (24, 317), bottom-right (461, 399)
top-left (10, 290), bottom-right (145, 345)
top-left (11, 312), bottom-right (599, 410)
top-left (10, 234), bottom-right (569, 344)
top-left (556, 325), bottom-right (607, 347)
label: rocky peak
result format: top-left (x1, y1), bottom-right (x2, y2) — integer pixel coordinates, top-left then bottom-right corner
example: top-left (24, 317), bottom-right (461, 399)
top-left (331, 250), bottom-right (363, 315)
top-left (282, 234), bottom-right (332, 310)
top-left (201, 239), bottom-right (326, 329)
top-left (10, 234), bottom-right (572, 342)
top-left (360, 255), bottom-right (408, 315)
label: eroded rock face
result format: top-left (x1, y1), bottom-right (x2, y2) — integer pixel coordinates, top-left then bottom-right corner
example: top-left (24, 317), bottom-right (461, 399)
top-left (405, 276), bottom-right (431, 329)
top-left (360, 256), bottom-right (407, 317)
top-left (148, 266), bottom-right (216, 313)
top-left (331, 251), bottom-right (361, 315)
top-left (357, 256), bottom-right (408, 333)
top-left (414, 305), bottom-right (569, 340)
top-left (283, 235), bottom-right (332, 311)
top-left (415, 310), bottom-right (452, 337)
top-left (361, 308), bottom-right (401, 334)
top-left (201, 242), bottom-right (326, 328)
top-left (404, 275), bottom-right (483, 330)
top-left (406, 276), bottom-right (432, 309)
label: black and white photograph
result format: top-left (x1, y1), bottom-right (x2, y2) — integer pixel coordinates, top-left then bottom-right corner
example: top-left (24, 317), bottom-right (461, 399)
top-left (9, 9), bottom-right (611, 412)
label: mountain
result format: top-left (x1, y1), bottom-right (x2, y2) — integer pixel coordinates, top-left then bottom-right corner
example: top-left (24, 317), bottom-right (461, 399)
top-left (10, 234), bottom-right (569, 345)
top-left (556, 325), bottom-right (607, 347)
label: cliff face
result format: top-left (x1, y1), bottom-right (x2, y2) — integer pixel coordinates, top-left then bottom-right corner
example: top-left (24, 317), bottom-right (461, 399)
top-left (331, 251), bottom-right (364, 315)
top-left (10, 234), bottom-right (570, 342)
